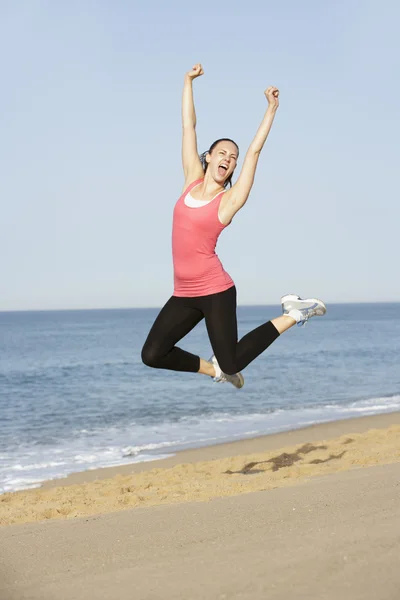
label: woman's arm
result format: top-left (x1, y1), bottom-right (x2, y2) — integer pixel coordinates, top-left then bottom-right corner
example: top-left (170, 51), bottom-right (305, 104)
top-left (181, 64), bottom-right (205, 188)
top-left (220, 87), bottom-right (279, 223)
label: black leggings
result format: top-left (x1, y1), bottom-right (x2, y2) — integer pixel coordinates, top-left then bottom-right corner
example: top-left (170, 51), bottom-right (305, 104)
top-left (141, 286), bottom-right (280, 375)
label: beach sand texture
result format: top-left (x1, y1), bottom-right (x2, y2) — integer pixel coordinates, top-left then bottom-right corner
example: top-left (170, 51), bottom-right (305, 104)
top-left (1, 419), bottom-right (400, 526)
top-left (1, 413), bottom-right (400, 599)
top-left (0, 463), bottom-right (399, 599)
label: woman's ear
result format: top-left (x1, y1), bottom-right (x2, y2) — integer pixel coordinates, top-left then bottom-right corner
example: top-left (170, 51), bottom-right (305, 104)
top-left (205, 152), bottom-right (211, 164)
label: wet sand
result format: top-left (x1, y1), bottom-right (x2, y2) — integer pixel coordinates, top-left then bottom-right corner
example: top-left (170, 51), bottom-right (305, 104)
top-left (1, 412), bottom-right (400, 599)
top-left (1, 412), bottom-right (400, 526)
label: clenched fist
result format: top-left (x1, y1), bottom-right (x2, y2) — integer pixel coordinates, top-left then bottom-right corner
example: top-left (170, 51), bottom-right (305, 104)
top-left (264, 86), bottom-right (279, 109)
top-left (185, 64), bottom-right (204, 81)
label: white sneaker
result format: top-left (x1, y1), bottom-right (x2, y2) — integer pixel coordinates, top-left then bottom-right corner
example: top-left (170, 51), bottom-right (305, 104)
top-left (281, 294), bottom-right (327, 327)
top-left (209, 355), bottom-right (244, 389)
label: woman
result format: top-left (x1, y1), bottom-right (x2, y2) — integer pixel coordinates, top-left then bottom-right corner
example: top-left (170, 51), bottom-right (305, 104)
top-left (141, 64), bottom-right (326, 388)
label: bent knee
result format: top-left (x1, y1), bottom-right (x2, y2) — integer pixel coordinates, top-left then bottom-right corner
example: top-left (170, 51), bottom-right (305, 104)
top-left (141, 343), bottom-right (162, 368)
top-left (217, 358), bottom-right (238, 376)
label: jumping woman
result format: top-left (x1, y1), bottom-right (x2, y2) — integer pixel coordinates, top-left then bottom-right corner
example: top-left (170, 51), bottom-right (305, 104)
top-left (141, 64), bottom-right (326, 388)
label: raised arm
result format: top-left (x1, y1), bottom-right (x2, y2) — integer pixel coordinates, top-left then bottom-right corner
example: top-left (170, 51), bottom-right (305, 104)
top-left (181, 64), bottom-right (205, 189)
top-left (220, 87), bottom-right (279, 223)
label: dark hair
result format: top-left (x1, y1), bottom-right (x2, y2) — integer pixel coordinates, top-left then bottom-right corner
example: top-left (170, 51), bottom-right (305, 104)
top-left (199, 138), bottom-right (239, 189)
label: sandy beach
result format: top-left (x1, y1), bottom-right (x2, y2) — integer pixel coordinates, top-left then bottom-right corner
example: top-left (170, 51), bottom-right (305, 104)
top-left (1, 412), bottom-right (400, 599)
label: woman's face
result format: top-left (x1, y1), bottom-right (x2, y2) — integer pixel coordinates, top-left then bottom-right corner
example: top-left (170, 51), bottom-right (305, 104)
top-left (206, 141), bottom-right (238, 185)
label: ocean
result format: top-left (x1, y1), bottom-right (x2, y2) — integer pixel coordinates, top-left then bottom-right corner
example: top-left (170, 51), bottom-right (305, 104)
top-left (1, 303), bottom-right (399, 493)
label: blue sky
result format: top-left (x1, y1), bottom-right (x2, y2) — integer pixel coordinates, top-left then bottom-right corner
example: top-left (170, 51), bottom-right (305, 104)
top-left (1, 0), bottom-right (399, 310)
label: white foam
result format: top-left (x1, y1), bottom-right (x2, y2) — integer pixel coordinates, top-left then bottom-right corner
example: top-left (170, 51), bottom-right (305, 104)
top-left (1, 394), bottom-right (399, 494)
top-left (9, 461), bottom-right (67, 472)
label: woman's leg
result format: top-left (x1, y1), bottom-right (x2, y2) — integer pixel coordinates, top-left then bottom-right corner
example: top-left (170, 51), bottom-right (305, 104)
top-left (141, 296), bottom-right (205, 373)
top-left (204, 287), bottom-right (295, 375)
top-left (270, 315), bottom-right (297, 334)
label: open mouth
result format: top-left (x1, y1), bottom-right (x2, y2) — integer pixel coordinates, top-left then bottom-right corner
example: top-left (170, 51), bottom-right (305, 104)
top-left (218, 163), bottom-right (228, 177)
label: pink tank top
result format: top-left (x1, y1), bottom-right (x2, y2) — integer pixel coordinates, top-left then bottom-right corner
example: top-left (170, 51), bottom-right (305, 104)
top-left (172, 179), bottom-right (234, 297)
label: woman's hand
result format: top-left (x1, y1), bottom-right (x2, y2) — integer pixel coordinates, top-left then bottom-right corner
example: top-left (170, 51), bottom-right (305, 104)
top-left (264, 86), bottom-right (279, 109)
top-left (185, 64), bottom-right (204, 82)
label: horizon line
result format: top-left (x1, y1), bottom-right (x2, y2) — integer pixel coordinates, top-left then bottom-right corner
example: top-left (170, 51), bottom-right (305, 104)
top-left (1, 300), bottom-right (400, 314)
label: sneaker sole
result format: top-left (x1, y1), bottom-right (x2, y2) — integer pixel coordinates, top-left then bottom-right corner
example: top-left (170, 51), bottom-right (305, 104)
top-left (235, 373), bottom-right (245, 389)
top-left (212, 373), bottom-right (245, 389)
top-left (281, 294), bottom-right (327, 316)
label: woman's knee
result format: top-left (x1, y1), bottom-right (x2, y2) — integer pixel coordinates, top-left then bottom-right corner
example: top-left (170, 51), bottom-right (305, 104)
top-left (141, 342), bottom-right (162, 368)
top-left (216, 356), bottom-right (238, 376)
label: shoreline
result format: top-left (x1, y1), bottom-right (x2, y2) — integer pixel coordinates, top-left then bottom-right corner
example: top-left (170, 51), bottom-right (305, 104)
top-left (1, 410), bottom-right (399, 528)
top-left (39, 409), bottom-right (400, 490)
